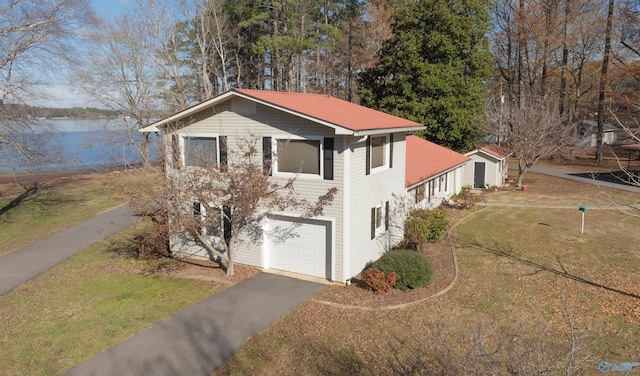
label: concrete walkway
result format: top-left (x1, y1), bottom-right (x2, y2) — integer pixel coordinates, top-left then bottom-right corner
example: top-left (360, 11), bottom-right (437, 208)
top-left (512, 164), bottom-right (640, 193)
top-left (0, 205), bottom-right (138, 296)
top-left (64, 272), bottom-right (326, 376)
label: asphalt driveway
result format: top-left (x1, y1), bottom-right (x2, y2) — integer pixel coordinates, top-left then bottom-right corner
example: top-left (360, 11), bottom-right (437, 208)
top-left (0, 205), bottom-right (138, 296)
top-left (64, 272), bottom-right (327, 376)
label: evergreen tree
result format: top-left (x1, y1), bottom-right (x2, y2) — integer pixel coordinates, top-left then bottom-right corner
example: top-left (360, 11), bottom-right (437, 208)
top-left (358, 0), bottom-right (492, 152)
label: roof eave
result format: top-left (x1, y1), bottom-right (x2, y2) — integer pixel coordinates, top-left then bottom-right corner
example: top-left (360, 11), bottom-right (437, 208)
top-left (140, 89), bottom-right (425, 135)
top-left (353, 126), bottom-right (426, 136)
top-left (406, 160), bottom-right (470, 189)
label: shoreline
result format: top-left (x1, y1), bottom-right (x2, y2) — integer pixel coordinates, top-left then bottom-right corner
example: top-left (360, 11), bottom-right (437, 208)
top-left (0, 163), bottom-right (157, 185)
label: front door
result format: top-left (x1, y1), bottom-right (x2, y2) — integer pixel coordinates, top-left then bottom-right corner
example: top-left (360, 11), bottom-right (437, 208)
top-left (474, 162), bottom-right (486, 189)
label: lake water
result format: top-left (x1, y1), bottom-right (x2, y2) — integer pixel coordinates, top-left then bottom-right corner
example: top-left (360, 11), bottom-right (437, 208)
top-left (0, 119), bottom-right (160, 174)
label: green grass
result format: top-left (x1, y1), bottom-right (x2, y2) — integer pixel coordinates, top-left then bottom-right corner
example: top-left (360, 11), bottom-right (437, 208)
top-left (0, 226), bottom-right (222, 376)
top-left (215, 206), bottom-right (640, 375)
top-left (0, 170), bottom-right (162, 256)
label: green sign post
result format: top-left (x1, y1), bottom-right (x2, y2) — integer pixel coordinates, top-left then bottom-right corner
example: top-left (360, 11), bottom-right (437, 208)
top-left (578, 206), bottom-right (589, 234)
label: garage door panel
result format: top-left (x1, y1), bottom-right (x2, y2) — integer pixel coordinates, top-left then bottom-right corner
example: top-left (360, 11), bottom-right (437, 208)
top-left (268, 217), bottom-right (330, 279)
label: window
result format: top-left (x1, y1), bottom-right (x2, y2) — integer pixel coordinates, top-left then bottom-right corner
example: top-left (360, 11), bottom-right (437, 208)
top-left (415, 184), bottom-right (425, 203)
top-left (365, 134), bottom-right (392, 175)
top-left (371, 136), bottom-right (386, 168)
top-left (370, 201), bottom-right (390, 239)
top-left (430, 180), bottom-right (435, 198)
top-left (276, 139), bottom-right (320, 175)
top-left (192, 201), bottom-right (229, 246)
top-left (185, 136), bottom-right (218, 166)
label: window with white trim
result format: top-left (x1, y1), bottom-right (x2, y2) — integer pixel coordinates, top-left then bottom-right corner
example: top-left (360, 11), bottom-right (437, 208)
top-left (370, 135), bottom-right (389, 171)
top-left (184, 136), bottom-right (218, 167)
top-left (415, 183), bottom-right (425, 203)
top-left (192, 201), bottom-right (227, 248)
top-left (274, 138), bottom-right (322, 177)
top-left (371, 201), bottom-right (390, 239)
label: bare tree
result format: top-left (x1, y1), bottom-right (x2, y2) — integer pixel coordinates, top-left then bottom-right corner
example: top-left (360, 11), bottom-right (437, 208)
top-left (130, 134), bottom-right (337, 276)
top-left (609, 104), bottom-right (640, 187)
top-left (486, 97), bottom-right (577, 186)
top-left (75, 15), bottom-right (162, 169)
top-left (0, 0), bottom-right (96, 169)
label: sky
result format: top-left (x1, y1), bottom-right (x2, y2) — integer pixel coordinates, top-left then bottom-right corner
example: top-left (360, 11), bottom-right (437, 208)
top-left (38, 0), bottom-right (131, 108)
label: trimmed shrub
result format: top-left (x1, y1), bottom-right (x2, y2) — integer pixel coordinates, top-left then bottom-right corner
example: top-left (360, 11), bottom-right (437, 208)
top-left (362, 268), bottom-right (398, 294)
top-left (404, 209), bottom-right (448, 246)
top-left (371, 249), bottom-right (434, 290)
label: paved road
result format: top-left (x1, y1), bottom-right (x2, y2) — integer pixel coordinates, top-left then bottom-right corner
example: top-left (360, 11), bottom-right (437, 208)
top-left (64, 272), bottom-right (326, 376)
top-left (512, 164), bottom-right (640, 193)
top-left (0, 205), bottom-right (138, 295)
top-left (478, 203), bottom-right (640, 210)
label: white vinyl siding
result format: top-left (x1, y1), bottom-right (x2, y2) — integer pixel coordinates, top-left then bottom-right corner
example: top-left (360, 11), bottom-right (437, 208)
top-left (166, 97), bottom-right (344, 281)
top-left (347, 133), bottom-right (406, 280)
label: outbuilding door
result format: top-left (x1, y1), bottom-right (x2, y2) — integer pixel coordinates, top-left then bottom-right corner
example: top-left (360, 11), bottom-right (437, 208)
top-left (267, 216), bottom-right (330, 279)
top-left (474, 162), bottom-right (486, 189)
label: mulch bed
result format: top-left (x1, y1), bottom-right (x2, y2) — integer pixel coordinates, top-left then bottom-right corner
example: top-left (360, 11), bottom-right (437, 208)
top-left (158, 259), bottom-right (262, 285)
top-left (313, 239), bottom-right (457, 308)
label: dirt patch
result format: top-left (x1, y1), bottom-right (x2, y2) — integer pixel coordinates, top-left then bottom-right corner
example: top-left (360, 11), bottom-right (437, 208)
top-left (155, 258), bottom-right (261, 285)
top-left (313, 239), bottom-right (456, 308)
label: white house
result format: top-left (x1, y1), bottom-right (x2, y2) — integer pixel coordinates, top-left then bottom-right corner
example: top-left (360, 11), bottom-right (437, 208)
top-left (463, 144), bottom-right (512, 189)
top-left (576, 120), bottom-right (619, 147)
top-left (141, 89), bottom-right (426, 283)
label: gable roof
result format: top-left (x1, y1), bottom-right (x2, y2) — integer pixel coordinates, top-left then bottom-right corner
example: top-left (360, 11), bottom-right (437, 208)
top-left (578, 120), bottom-right (618, 133)
top-left (141, 89), bottom-right (424, 135)
top-left (466, 144), bottom-right (513, 160)
top-left (405, 135), bottom-right (470, 188)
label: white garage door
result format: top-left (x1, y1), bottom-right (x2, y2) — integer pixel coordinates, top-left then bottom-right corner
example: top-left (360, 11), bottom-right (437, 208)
top-left (268, 216), bottom-right (330, 279)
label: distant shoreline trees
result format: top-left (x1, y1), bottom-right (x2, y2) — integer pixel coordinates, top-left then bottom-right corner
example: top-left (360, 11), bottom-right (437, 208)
top-left (3, 104), bottom-right (121, 120)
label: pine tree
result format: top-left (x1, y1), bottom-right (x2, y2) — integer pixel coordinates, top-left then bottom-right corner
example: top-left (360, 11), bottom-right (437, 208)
top-left (358, 0), bottom-right (492, 152)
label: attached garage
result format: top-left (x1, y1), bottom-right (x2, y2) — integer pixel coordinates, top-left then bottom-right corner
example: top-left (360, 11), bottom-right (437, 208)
top-left (266, 216), bottom-right (332, 279)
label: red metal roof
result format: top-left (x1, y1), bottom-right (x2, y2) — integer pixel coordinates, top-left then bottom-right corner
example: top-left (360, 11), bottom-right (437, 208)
top-left (405, 135), bottom-right (470, 188)
top-left (479, 144), bottom-right (512, 159)
top-left (233, 89), bottom-right (422, 132)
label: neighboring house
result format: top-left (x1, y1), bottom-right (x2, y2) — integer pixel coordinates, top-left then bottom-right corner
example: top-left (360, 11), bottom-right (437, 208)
top-left (405, 136), bottom-right (470, 209)
top-left (141, 89), bottom-right (424, 283)
top-left (576, 120), bottom-right (619, 147)
top-left (464, 144), bottom-right (512, 189)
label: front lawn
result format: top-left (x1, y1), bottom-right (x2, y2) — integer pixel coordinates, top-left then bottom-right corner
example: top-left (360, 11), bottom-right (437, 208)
top-left (0, 170), bottom-right (160, 256)
top-left (0, 224), bottom-right (223, 376)
top-left (215, 174), bottom-right (640, 375)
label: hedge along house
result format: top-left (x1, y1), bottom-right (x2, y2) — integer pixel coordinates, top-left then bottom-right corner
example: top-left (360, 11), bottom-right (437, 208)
top-left (405, 136), bottom-right (470, 209)
top-left (463, 144), bottom-right (513, 189)
top-left (141, 89), bottom-right (424, 283)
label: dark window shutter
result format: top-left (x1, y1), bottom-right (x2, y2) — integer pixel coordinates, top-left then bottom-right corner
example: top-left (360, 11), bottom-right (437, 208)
top-left (371, 207), bottom-right (376, 239)
top-left (223, 205), bottom-right (231, 246)
top-left (385, 201), bottom-right (390, 231)
top-left (262, 137), bottom-right (272, 176)
top-left (389, 134), bottom-right (394, 168)
top-left (219, 136), bottom-right (227, 172)
top-left (323, 137), bottom-right (334, 180)
top-left (365, 137), bottom-right (371, 175)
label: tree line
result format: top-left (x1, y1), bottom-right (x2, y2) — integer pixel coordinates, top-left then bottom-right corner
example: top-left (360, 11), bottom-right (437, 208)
top-left (3, 104), bottom-right (120, 120)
